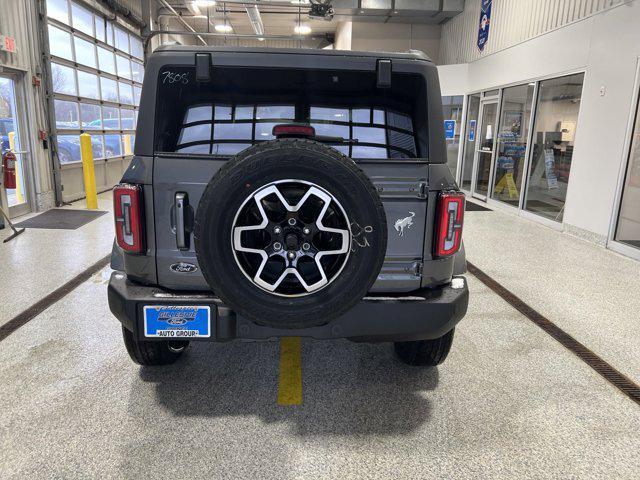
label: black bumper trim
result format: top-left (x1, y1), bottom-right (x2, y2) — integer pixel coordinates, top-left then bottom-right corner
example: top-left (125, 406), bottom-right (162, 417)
top-left (108, 272), bottom-right (468, 342)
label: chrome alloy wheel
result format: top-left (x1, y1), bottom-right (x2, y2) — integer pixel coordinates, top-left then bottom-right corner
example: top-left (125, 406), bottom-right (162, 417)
top-left (231, 180), bottom-right (352, 297)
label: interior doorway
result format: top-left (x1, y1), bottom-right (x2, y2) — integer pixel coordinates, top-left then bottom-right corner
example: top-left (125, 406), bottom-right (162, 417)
top-left (0, 73), bottom-right (32, 218)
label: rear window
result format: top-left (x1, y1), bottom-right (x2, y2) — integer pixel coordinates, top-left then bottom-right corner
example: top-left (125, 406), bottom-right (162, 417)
top-left (154, 66), bottom-right (428, 159)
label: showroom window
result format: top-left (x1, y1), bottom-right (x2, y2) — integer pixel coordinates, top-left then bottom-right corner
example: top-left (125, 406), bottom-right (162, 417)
top-left (524, 73), bottom-right (585, 221)
top-left (442, 96), bottom-right (464, 177)
top-left (614, 93), bottom-right (640, 250)
top-left (491, 83), bottom-right (535, 207)
top-left (45, 0), bottom-right (143, 164)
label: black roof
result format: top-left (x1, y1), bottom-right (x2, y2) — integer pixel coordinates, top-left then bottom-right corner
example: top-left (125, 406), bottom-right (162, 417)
top-left (153, 45), bottom-right (433, 63)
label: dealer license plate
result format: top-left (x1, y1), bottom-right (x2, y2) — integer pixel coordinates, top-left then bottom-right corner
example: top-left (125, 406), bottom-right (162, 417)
top-left (143, 305), bottom-right (211, 338)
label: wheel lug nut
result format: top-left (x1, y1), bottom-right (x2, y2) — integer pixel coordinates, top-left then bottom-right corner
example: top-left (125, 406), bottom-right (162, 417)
top-left (287, 250), bottom-right (296, 260)
top-left (303, 227), bottom-right (310, 235)
top-left (274, 226), bottom-right (282, 234)
top-left (302, 243), bottom-right (310, 251)
top-left (288, 218), bottom-right (297, 226)
top-left (273, 242), bottom-right (282, 251)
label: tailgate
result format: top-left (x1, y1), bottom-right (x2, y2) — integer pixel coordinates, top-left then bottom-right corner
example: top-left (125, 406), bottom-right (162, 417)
top-left (153, 154), bottom-right (429, 293)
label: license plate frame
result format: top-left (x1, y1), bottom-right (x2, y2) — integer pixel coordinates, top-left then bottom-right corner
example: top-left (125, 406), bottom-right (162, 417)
top-left (143, 305), bottom-right (211, 339)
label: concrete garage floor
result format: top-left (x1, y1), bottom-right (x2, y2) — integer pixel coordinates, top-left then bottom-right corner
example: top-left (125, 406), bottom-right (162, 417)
top-left (1, 265), bottom-right (639, 479)
top-left (0, 192), bottom-right (114, 324)
top-left (463, 201), bottom-right (640, 383)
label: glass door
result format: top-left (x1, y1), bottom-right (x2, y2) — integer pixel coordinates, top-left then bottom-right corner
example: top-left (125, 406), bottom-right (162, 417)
top-left (614, 84), bottom-right (640, 251)
top-left (0, 74), bottom-right (31, 218)
top-left (460, 94), bottom-right (480, 192)
top-left (491, 83), bottom-right (535, 207)
top-left (472, 100), bottom-right (499, 200)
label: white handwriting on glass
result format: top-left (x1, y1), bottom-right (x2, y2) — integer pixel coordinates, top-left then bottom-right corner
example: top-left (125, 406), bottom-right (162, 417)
top-left (161, 71), bottom-right (190, 85)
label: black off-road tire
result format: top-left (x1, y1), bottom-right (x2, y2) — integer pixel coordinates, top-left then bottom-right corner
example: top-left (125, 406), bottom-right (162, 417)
top-left (122, 326), bottom-right (189, 366)
top-left (394, 329), bottom-right (455, 366)
top-left (194, 139), bottom-right (387, 329)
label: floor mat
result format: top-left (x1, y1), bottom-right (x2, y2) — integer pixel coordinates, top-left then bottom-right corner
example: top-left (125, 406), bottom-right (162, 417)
top-left (466, 202), bottom-right (492, 212)
top-left (14, 209), bottom-right (107, 230)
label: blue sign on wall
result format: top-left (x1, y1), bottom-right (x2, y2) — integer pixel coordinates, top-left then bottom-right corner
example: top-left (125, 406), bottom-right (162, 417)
top-left (477, 0), bottom-right (492, 52)
top-left (444, 120), bottom-right (456, 139)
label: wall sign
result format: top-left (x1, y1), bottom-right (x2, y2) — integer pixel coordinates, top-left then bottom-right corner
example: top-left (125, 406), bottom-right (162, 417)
top-left (477, 0), bottom-right (492, 52)
top-left (468, 120), bottom-right (477, 142)
top-left (444, 120), bottom-right (456, 139)
top-left (0, 34), bottom-right (16, 53)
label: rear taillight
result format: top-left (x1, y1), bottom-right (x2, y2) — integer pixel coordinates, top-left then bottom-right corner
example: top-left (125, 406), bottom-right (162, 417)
top-left (114, 183), bottom-right (145, 254)
top-left (434, 191), bottom-right (465, 258)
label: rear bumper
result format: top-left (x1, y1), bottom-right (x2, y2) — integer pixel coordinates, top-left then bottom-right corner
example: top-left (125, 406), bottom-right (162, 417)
top-left (108, 272), bottom-right (469, 342)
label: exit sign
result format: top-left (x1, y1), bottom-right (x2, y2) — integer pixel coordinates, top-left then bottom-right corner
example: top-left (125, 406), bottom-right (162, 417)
top-left (0, 35), bottom-right (16, 53)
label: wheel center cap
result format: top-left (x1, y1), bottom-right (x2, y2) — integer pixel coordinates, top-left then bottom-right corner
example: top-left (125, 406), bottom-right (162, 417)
top-left (285, 233), bottom-right (300, 250)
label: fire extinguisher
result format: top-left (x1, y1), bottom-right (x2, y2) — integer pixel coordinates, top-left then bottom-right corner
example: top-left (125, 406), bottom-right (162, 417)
top-left (2, 151), bottom-right (17, 189)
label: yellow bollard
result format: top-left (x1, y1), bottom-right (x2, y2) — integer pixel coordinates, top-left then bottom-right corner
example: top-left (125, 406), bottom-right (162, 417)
top-left (123, 134), bottom-right (132, 156)
top-left (7, 132), bottom-right (24, 204)
top-left (80, 133), bottom-right (98, 210)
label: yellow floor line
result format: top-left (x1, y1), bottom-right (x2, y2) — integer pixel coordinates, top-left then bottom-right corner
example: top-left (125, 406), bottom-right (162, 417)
top-left (277, 337), bottom-right (302, 406)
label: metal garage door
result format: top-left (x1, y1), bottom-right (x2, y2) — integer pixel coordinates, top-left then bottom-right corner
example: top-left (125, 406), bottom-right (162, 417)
top-left (42, 0), bottom-right (144, 203)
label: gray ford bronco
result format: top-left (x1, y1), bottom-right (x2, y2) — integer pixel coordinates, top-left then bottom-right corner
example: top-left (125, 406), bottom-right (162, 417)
top-left (108, 46), bottom-right (468, 367)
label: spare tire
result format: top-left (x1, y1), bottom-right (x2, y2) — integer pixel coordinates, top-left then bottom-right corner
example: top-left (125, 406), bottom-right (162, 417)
top-left (194, 139), bottom-right (387, 329)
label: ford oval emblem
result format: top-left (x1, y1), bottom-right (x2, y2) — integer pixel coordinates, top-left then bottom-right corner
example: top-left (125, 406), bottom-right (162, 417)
top-left (170, 262), bottom-right (198, 273)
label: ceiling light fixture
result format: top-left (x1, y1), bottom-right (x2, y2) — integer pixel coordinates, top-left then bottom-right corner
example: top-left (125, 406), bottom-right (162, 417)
top-left (193, 0), bottom-right (216, 7)
top-left (294, 24), bottom-right (311, 35)
top-left (215, 23), bottom-right (233, 33)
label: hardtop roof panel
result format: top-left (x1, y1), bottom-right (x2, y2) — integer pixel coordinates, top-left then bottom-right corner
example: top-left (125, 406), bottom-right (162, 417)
top-left (153, 45), bottom-right (433, 64)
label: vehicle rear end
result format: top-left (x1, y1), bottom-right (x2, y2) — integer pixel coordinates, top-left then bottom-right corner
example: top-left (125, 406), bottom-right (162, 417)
top-left (108, 46), bottom-right (468, 364)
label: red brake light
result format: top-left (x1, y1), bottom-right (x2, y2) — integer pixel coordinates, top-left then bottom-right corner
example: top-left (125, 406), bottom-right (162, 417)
top-left (114, 184), bottom-right (145, 254)
top-left (272, 124), bottom-right (316, 138)
top-left (435, 191), bottom-right (465, 258)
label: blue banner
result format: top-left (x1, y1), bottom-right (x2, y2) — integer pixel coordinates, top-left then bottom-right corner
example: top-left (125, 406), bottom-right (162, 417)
top-left (477, 0), bottom-right (492, 52)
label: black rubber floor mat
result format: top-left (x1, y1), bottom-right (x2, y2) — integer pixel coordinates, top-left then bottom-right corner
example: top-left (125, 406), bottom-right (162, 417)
top-left (14, 209), bottom-right (107, 230)
top-left (465, 202), bottom-right (492, 212)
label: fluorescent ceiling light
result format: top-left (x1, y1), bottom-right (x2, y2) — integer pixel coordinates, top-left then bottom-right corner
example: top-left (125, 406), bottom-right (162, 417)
top-left (215, 24), bottom-right (233, 33)
top-left (294, 24), bottom-right (311, 35)
top-left (193, 1), bottom-right (216, 7)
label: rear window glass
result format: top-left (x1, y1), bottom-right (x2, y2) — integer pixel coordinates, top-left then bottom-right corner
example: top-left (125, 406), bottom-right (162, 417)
top-left (154, 66), bottom-right (428, 159)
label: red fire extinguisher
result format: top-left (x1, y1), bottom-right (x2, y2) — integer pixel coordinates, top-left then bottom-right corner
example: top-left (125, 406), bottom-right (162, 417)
top-left (2, 151), bottom-right (17, 189)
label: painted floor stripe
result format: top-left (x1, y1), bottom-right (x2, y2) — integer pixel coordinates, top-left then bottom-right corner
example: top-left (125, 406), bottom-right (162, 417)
top-left (277, 337), bottom-right (302, 405)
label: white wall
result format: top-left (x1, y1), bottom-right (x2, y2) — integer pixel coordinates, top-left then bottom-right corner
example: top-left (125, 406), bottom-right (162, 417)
top-left (438, 64), bottom-right (469, 96)
top-left (351, 23), bottom-right (441, 63)
top-left (440, 0), bottom-right (627, 65)
top-left (437, 0), bottom-right (640, 242)
top-left (334, 22), bottom-right (352, 50)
